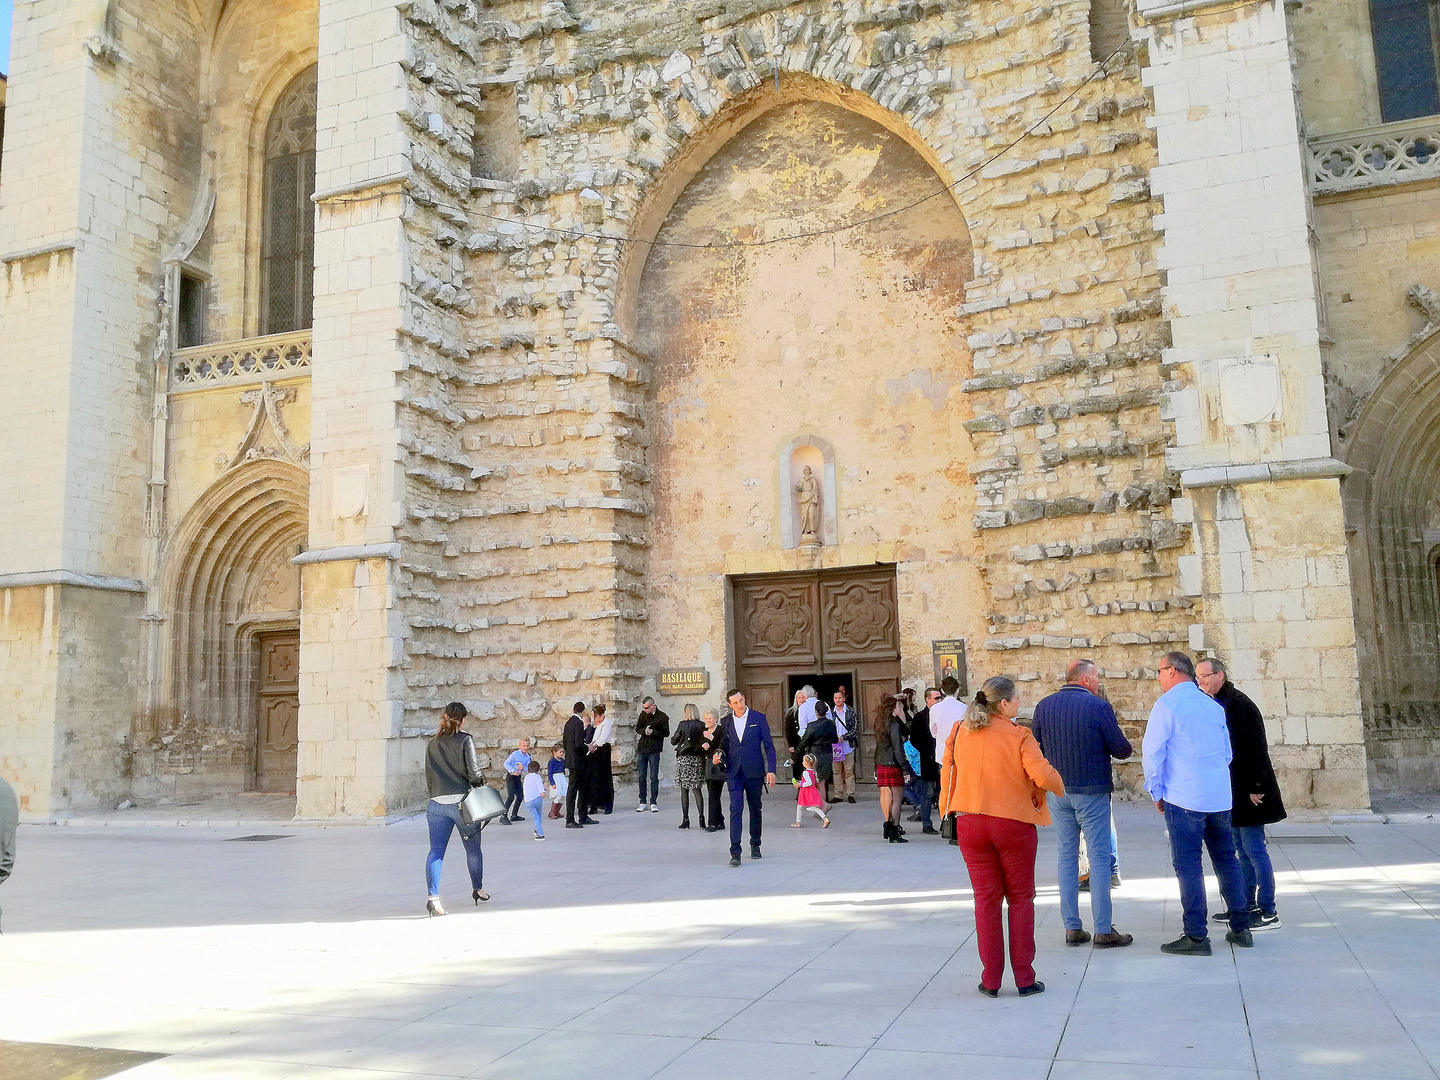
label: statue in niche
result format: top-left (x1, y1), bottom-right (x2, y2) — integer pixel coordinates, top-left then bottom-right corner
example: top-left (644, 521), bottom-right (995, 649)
top-left (795, 465), bottom-right (822, 546)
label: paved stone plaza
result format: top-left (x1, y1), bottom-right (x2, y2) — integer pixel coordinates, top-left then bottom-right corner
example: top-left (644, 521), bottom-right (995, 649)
top-left (1, 797), bottom-right (1438, 1080)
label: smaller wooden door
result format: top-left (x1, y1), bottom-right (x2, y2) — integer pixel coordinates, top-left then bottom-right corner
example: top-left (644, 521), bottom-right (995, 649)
top-left (256, 631), bottom-right (300, 792)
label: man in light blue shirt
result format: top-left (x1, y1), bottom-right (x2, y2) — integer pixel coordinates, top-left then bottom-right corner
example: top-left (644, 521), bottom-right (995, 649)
top-left (1143, 651), bottom-right (1252, 955)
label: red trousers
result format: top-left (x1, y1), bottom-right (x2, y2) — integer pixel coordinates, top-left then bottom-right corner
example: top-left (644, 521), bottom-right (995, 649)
top-left (956, 813), bottom-right (1039, 990)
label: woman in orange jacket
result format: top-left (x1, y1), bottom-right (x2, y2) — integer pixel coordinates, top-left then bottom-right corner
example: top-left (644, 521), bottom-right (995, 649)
top-left (941, 676), bottom-right (1065, 998)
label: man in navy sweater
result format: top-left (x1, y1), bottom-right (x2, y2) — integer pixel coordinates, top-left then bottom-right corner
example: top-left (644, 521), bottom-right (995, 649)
top-left (1033, 659), bottom-right (1134, 948)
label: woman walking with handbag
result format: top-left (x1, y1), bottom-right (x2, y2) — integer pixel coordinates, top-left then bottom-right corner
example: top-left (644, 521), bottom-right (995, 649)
top-left (424, 702), bottom-right (491, 916)
top-left (941, 677), bottom-right (1064, 998)
top-left (672, 703), bottom-right (708, 829)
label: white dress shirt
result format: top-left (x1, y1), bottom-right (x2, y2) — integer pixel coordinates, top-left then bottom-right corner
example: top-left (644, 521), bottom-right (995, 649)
top-left (732, 708), bottom-right (749, 743)
top-left (929, 695), bottom-right (966, 763)
top-left (1143, 680), bottom-right (1233, 812)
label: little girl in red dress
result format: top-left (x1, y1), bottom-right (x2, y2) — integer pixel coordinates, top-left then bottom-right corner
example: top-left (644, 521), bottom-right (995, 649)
top-left (793, 755), bottom-right (830, 828)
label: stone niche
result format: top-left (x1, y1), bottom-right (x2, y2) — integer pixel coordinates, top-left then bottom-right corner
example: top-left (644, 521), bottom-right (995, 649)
top-left (780, 436), bottom-right (837, 548)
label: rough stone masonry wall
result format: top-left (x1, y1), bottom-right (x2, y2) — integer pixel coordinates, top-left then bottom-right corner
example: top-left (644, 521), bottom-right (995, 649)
top-left (380, 0), bottom-right (1183, 786)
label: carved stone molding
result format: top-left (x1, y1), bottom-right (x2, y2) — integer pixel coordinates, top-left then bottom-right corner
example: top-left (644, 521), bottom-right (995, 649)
top-left (222, 382), bottom-right (309, 471)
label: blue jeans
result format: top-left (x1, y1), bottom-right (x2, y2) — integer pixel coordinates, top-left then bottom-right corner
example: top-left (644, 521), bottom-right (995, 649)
top-left (905, 779), bottom-right (934, 826)
top-left (1051, 791), bottom-right (1114, 934)
top-left (729, 775), bottom-right (765, 857)
top-left (524, 796), bottom-right (545, 837)
top-left (425, 800), bottom-right (483, 897)
top-left (1163, 803), bottom-right (1249, 939)
top-left (1234, 824), bottom-right (1276, 914)
top-left (637, 751), bottom-right (661, 804)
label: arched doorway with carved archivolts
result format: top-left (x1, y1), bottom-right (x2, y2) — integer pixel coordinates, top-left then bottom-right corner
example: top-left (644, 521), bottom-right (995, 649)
top-left (1343, 321), bottom-right (1440, 801)
top-left (136, 461), bottom-right (309, 802)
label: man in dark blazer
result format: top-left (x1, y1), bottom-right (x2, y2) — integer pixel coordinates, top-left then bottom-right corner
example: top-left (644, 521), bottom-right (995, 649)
top-left (907, 687), bottom-right (942, 834)
top-left (563, 701), bottom-right (597, 828)
top-left (1197, 657), bottom-right (1286, 931)
top-left (718, 689), bottom-right (776, 867)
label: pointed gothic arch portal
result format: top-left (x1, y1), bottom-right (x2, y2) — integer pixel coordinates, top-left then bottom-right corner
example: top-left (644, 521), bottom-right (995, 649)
top-left (160, 462), bottom-right (309, 795)
top-left (1344, 323), bottom-right (1440, 796)
top-left (632, 94), bottom-right (980, 736)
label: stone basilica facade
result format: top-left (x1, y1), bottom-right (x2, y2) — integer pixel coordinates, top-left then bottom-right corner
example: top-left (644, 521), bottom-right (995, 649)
top-left (0, 0), bottom-right (1437, 820)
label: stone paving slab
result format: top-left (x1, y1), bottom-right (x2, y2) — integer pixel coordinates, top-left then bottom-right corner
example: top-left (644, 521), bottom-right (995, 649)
top-left (1, 796), bottom-right (1438, 1080)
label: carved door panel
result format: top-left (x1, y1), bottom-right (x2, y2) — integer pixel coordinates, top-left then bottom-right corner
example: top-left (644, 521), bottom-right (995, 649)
top-left (256, 630), bottom-right (300, 792)
top-left (742, 678), bottom-right (787, 745)
top-left (735, 574), bottom-right (820, 668)
top-left (820, 571), bottom-right (899, 665)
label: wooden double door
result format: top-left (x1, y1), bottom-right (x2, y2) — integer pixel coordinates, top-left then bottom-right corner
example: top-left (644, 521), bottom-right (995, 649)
top-left (730, 565), bottom-right (901, 781)
top-left (255, 630), bottom-right (300, 793)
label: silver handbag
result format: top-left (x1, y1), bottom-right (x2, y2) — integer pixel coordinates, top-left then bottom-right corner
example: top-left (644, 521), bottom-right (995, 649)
top-left (458, 783), bottom-right (507, 827)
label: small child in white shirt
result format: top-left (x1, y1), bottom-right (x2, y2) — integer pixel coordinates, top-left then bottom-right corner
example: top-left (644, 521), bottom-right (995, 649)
top-left (522, 761), bottom-right (547, 840)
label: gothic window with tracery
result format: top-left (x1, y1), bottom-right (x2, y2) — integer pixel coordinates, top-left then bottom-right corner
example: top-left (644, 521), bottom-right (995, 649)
top-left (261, 65), bottom-right (317, 335)
top-left (1372, 0), bottom-right (1440, 122)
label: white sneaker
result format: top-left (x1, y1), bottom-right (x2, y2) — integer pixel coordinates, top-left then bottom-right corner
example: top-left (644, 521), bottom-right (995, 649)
top-left (636, 804), bottom-right (648, 812)
top-left (650, 804), bottom-right (659, 813)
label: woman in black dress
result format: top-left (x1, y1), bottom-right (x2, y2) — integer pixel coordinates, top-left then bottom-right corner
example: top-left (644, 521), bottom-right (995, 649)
top-left (672, 703), bottom-right (708, 829)
top-left (700, 708), bottom-right (728, 832)
top-left (800, 701), bottom-right (837, 805)
top-left (587, 703), bottom-right (615, 815)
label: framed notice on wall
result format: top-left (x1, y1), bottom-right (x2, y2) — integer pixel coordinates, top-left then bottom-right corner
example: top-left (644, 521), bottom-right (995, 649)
top-left (931, 639), bottom-right (967, 695)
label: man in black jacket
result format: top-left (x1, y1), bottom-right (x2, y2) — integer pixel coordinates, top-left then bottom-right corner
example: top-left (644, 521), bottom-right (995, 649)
top-left (907, 688), bottom-right (941, 834)
top-left (634, 697), bottom-right (670, 812)
top-left (563, 702), bottom-right (597, 828)
top-left (1197, 658), bottom-right (1286, 931)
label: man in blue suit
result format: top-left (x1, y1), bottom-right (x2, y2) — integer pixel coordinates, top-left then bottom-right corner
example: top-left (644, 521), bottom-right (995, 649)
top-left (717, 689), bottom-right (777, 867)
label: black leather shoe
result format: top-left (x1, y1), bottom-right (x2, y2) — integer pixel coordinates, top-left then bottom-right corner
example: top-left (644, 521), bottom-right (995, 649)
top-left (580, 817), bottom-right (599, 825)
top-left (750, 847), bottom-right (762, 860)
top-left (729, 855), bottom-right (742, 867)
top-left (565, 821), bottom-right (583, 829)
top-left (921, 825), bottom-right (939, 835)
top-left (847, 796), bottom-right (856, 803)
top-left (678, 820), bottom-right (690, 830)
top-left (1017, 981), bottom-right (1046, 997)
top-left (977, 984), bottom-right (999, 999)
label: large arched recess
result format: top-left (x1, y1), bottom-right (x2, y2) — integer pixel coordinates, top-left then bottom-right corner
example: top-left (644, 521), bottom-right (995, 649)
top-left (153, 461), bottom-right (309, 792)
top-left (624, 81), bottom-right (988, 697)
top-left (1343, 326), bottom-right (1440, 797)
